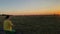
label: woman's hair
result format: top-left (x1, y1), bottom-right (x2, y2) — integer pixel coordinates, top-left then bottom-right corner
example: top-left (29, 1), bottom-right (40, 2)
top-left (5, 15), bottom-right (10, 19)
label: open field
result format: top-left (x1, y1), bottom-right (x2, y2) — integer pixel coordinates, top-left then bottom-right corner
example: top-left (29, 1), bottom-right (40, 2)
top-left (0, 15), bottom-right (60, 34)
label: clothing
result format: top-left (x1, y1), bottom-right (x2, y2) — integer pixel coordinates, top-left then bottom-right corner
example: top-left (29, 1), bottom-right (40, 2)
top-left (4, 30), bottom-right (15, 34)
top-left (3, 20), bottom-right (13, 31)
top-left (4, 30), bottom-right (12, 34)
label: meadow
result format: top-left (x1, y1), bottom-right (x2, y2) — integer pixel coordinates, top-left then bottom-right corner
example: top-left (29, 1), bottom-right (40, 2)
top-left (0, 15), bottom-right (60, 34)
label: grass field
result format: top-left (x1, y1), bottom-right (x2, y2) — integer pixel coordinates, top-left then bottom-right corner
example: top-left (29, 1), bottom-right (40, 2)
top-left (0, 15), bottom-right (60, 34)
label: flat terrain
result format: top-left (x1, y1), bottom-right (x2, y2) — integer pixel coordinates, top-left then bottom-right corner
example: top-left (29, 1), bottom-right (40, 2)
top-left (0, 15), bottom-right (60, 34)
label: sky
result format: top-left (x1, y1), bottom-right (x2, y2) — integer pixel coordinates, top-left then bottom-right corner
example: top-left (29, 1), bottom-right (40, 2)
top-left (0, 0), bottom-right (60, 15)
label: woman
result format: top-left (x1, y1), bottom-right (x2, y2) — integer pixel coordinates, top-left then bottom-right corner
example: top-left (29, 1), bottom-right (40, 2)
top-left (3, 15), bottom-right (15, 34)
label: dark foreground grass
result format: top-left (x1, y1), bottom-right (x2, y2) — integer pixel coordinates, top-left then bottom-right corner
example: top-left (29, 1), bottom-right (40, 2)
top-left (0, 15), bottom-right (60, 34)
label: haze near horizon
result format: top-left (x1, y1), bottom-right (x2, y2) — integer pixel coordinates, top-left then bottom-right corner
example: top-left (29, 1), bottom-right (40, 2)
top-left (0, 0), bottom-right (60, 15)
